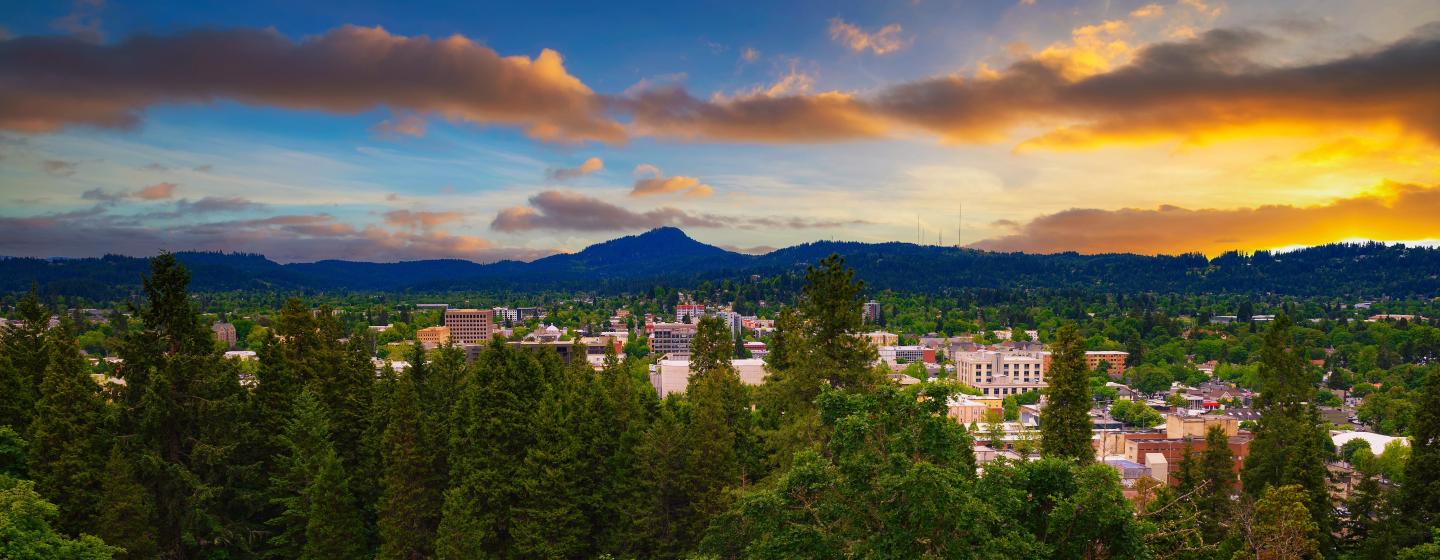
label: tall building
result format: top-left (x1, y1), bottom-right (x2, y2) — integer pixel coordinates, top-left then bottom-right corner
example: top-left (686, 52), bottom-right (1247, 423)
top-left (492, 307), bottom-right (519, 325)
top-left (953, 350), bottom-right (1049, 397)
top-left (649, 322), bottom-right (697, 358)
top-left (444, 308), bottom-right (493, 344)
top-left (862, 301), bottom-right (881, 323)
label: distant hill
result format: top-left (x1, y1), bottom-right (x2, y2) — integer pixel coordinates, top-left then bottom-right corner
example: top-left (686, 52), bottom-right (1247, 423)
top-left (2, 228), bottom-right (1438, 299)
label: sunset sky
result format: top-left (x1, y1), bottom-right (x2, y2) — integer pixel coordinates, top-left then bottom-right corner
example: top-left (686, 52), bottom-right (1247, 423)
top-left (2, 0), bottom-right (1438, 262)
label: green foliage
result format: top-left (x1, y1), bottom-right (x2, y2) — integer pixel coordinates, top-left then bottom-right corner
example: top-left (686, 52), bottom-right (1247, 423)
top-left (266, 390), bottom-right (366, 559)
top-left (375, 367), bottom-right (440, 560)
top-left (27, 319), bottom-right (111, 536)
top-left (0, 288), bottom-right (49, 435)
top-left (1241, 316), bottom-right (1333, 551)
top-left (0, 478), bottom-right (121, 560)
top-left (1041, 323), bottom-right (1094, 464)
top-left (94, 444), bottom-right (156, 560)
top-left (1109, 399), bottom-right (1164, 428)
top-left (1237, 484), bottom-right (1320, 560)
top-left (0, 426), bottom-right (25, 479)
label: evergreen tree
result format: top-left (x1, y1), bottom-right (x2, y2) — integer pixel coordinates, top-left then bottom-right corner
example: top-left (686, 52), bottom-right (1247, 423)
top-left (1393, 364), bottom-right (1440, 549)
top-left (511, 358), bottom-right (587, 558)
top-left (375, 367), bottom-right (441, 560)
top-left (95, 444), bottom-right (158, 560)
top-left (27, 318), bottom-right (111, 537)
top-left (592, 346), bottom-right (657, 556)
top-left (113, 253), bottom-right (249, 558)
top-left (1196, 425), bottom-right (1235, 544)
top-left (1241, 316), bottom-right (1332, 547)
top-left (636, 399), bottom-right (693, 559)
top-left (0, 287), bottom-right (49, 434)
top-left (0, 426), bottom-right (25, 479)
top-left (435, 339), bottom-right (546, 559)
top-left (1041, 323), bottom-right (1094, 465)
top-left (265, 390), bottom-right (365, 560)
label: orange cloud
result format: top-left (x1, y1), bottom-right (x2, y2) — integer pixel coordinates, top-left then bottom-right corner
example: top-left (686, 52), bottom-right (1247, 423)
top-left (1131, 4), bottom-right (1165, 18)
top-left (136, 182), bottom-right (177, 200)
top-left (373, 113), bottom-right (427, 138)
top-left (829, 18), bottom-right (908, 55)
top-left (0, 25), bottom-right (624, 143)
top-left (630, 164), bottom-right (712, 197)
top-left (545, 156), bottom-right (604, 181)
top-left (625, 25), bottom-right (1440, 149)
top-left (970, 181), bottom-right (1440, 256)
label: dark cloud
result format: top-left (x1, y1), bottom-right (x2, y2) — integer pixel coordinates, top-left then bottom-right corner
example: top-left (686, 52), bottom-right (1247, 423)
top-left (41, 159), bottom-right (78, 176)
top-left (81, 183), bottom-right (183, 203)
top-left (0, 25), bottom-right (624, 142)
top-left (491, 190), bottom-right (868, 233)
top-left (0, 205), bottom-right (548, 263)
top-left (969, 181), bottom-right (1440, 256)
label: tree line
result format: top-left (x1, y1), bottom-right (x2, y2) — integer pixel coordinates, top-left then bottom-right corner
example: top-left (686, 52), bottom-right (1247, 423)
top-left (2, 253), bottom-right (1439, 559)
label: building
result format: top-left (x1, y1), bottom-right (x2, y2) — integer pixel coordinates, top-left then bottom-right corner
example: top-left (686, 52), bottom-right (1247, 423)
top-left (947, 396), bottom-right (995, 425)
top-left (416, 326), bottom-right (450, 349)
top-left (953, 350), bottom-right (1049, 397)
top-left (509, 336), bottom-right (619, 366)
top-left (743, 340), bottom-right (768, 358)
top-left (878, 345), bottom-right (933, 364)
top-left (861, 331), bottom-right (899, 346)
top-left (862, 301), bottom-right (881, 323)
top-left (1085, 350), bottom-right (1129, 377)
top-left (1121, 431), bottom-right (1252, 485)
top-left (649, 322), bottom-right (697, 358)
top-left (415, 303), bottom-right (449, 310)
top-left (211, 322), bottom-right (237, 348)
top-left (676, 304), bottom-right (706, 323)
top-left (492, 307), bottom-right (519, 324)
top-left (650, 358), bottom-right (768, 395)
top-left (1166, 413), bottom-right (1238, 439)
top-left (444, 309), bottom-right (494, 344)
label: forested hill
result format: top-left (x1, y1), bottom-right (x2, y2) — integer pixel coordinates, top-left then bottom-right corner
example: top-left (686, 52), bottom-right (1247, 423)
top-left (2, 227), bottom-right (1437, 298)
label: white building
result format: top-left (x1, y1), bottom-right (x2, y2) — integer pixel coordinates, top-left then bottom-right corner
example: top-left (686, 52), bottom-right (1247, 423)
top-left (649, 358), bottom-right (768, 396)
top-left (878, 345), bottom-right (926, 364)
top-left (953, 350), bottom-right (1049, 397)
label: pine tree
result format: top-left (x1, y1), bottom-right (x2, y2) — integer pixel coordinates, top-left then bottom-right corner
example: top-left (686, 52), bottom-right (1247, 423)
top-left (375, 367), bottom-right (441, 560)
top-left (0, 287), bottom-right (49, 434)
top-left (1241, 316), bottom-right (1332, 547)
top-left (27, 318), bottom-right (111, 537)
top-left (511, 361), bottom-right (587, 558)
top-left (265, 390), bottom-right (365, 559)
top-left (1041, 323), bottom-right (1094, 465)
top-left (95, 444), bottom-right (158, 560)
top-left (113, 253), bottom-right (249, 559)
top-left (435, 339), bottom-right (545, 559)
top-left (1401, 365), bottom-right (1440, 543)
top-left (1196, 425), bottom-right (1235, 544)
top-left (636, 399), bottom-right (693, 559)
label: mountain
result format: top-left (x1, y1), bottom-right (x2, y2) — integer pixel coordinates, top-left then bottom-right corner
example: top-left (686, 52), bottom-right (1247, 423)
top-left (2, 229), bottom-right (1438, 299)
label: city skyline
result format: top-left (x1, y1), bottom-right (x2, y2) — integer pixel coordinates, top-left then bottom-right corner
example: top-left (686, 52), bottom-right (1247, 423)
top-left (3, 0), bottom-right (1440, 262)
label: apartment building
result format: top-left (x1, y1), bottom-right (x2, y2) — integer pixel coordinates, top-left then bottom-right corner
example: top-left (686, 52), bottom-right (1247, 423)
top-left (1086, 350), bottom-right (1129, 377)
top-left (492, 307), bottom-right (519, 324)
top-left (649, 322), bottom-right (697, 358)
top-left (676, 304), bottom-right (706, 323)
top-left (211, 322), bottom-right (237, 348)
top-left (443, 308), bottom-right (493, 344)
top-left (862, 301), bottom-right (881, 323)
top-left (953, 350), bottom-right (1049, 397)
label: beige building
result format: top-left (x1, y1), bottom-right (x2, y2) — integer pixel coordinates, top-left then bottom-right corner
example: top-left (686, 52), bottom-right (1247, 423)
top-left (444, 309), bottom-right (493, 344)
top-left (649, 358), bottom-right (768, 396)
top-left (1165, 413), bottom-right (1239, 439)
top-left (417, 326), bottom-right (451, 349)
top-left (953, 350), bottom-right (1049, 397)
top-left (861, 331), bottom-right (899, 346)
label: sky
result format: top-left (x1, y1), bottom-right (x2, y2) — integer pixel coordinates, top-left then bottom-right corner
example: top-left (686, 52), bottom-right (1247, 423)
top-left (2, 0), bottom-right (1438, 262)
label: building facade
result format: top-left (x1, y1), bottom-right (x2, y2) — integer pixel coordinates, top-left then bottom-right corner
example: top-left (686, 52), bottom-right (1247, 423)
top-left (953, 350), bottom-right (1049, 397)
top-left (444, 308), bottom-right (493, 344)
top-left (649, 322), bottom-right (697, 358)
top-left (1086, 350), bottom-right (1129, 377)
top-left (417, 326), bottom-right (450, 349)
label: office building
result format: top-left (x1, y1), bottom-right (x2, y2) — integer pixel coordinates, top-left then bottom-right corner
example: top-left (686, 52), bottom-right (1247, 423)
top-left (444, 308), bottom-right (493, 344)
top-left (1086, 351), bottom-right (1129, 377)
top-left (417, 326), bottom-right (450, 349)
top-left (953, 350), bottom-right (1049, 397)
top-left (649, 322), bottom-right (697, 358)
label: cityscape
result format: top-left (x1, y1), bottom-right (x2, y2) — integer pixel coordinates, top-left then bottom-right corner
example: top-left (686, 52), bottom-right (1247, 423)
top-left (3, 1), bottom-right (1440, 560)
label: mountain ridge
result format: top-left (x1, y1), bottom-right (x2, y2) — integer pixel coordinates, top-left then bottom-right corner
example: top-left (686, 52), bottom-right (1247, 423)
top-left (2, 228), bottom-right (1437, 298)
